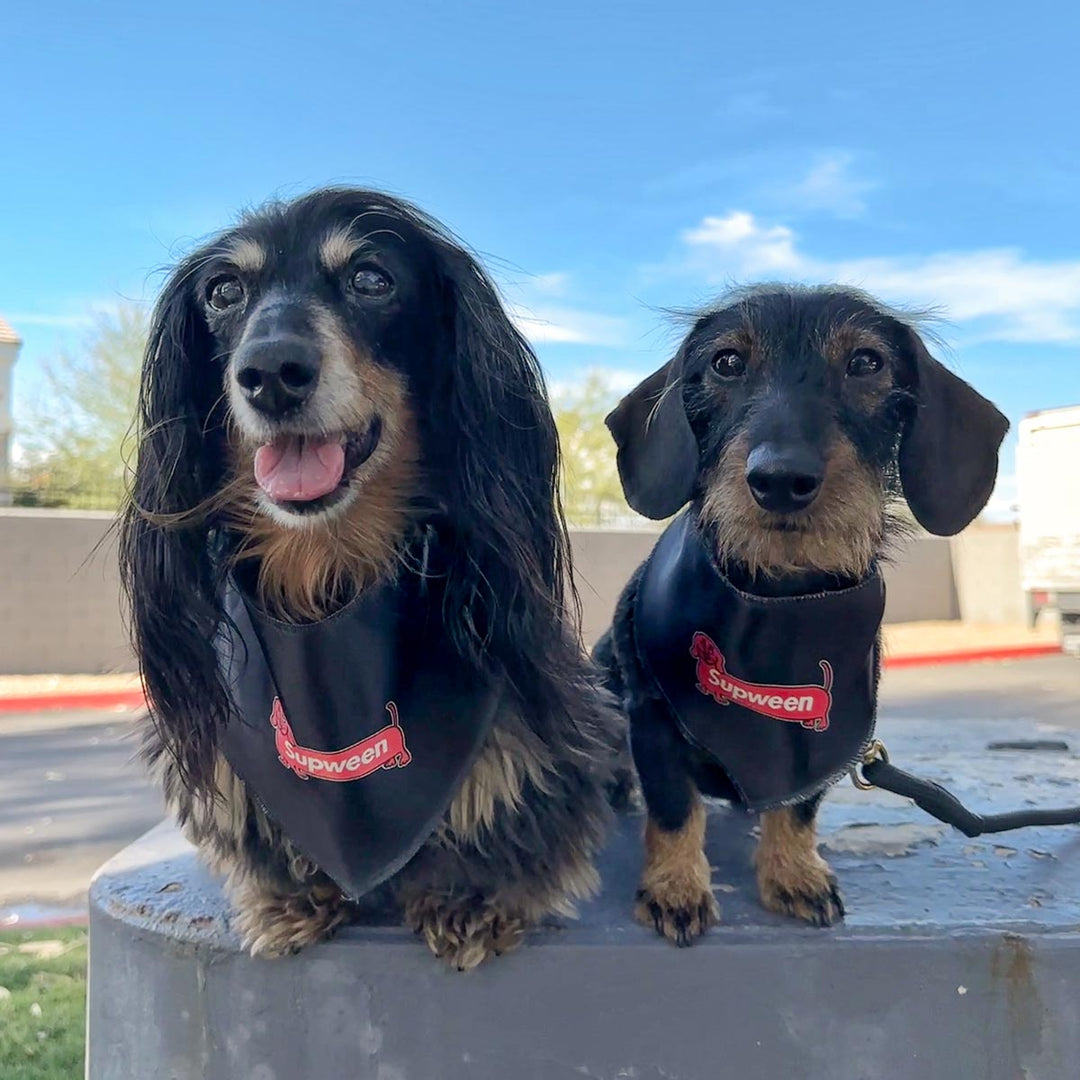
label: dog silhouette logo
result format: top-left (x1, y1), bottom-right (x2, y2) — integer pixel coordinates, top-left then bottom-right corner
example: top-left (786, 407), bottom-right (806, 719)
top-left (690, 632), bottom-right (834, 732)
top-left (270, 699), bottom-right (413, 781)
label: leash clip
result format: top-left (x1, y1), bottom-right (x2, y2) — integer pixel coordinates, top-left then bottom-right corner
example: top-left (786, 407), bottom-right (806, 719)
top-left (850, 739), bottom-right (889, 791)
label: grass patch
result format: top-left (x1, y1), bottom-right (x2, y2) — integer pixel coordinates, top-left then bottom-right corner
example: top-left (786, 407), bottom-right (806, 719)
top-left (0, 927), bottom-right (87, 1080)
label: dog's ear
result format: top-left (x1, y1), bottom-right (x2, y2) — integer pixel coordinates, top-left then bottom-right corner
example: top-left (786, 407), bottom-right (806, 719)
top-left (605, 359), bottom-right (698, 519)
top-left (431, 244), bottom-right (576, 699)
top-left (118, 257), bottom-right (231, 800)
top-left (897, 328), bottom-right (1009, 536)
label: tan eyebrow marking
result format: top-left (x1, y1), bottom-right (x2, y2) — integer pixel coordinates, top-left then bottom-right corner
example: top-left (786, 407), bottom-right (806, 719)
top-left (319, 225), bottom-right (361, 272)
top-left (220, 237), bottom-right (267, 273)
top-left (820, 323), bottom-right (891, 366)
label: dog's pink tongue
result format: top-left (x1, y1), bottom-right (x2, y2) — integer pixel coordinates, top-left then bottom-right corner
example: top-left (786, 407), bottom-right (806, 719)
top-left (254, 438), bottom-right (345, 502)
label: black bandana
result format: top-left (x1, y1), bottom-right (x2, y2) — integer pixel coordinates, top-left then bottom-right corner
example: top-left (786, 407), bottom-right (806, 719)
top-left (634, 512), bottom-right (885, 811)
top-left (215, 551), bottom-right (502, 899)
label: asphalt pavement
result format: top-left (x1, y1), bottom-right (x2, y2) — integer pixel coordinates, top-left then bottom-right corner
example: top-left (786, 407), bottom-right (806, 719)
top-left (0, 707), bottom-right (163, 911)
top-left (1, 655), bottom-right (1078, 914)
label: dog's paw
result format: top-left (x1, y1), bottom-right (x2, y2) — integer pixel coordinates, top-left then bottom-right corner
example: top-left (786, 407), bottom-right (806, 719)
top-left (634, 879), bottom-right (720, 947)
top-left (757, 860), bottom-right (845, 927)
top-left (405, 893), bottom-right (528, 971)
top-left (230, 881), bottom-right (350, 958)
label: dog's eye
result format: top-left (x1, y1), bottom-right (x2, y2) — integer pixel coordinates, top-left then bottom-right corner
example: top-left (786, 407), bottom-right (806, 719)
top-left (847, 349), bottom-right (884, 377)
top-left (350, 264), bottom-right (394, 299)
top-left (207, 276), bottom-right (245, 312)
top-left (711, 350), bottom-right (746, 378)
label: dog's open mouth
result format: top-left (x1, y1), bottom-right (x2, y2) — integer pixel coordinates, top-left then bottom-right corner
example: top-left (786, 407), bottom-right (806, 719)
top-left (253, 419), bottom-right (382, 513)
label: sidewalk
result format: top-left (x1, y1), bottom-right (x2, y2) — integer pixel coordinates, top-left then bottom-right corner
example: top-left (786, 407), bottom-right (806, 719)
top-left (0, 621), bottom-right (1064, 713)
top-left (0, 673), bottom-right (143, 713)
top-left (881, 619), bottom-right (1060, 667)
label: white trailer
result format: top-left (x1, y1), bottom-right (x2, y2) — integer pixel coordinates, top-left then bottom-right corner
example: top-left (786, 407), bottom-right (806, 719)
top-left (1017, 404), bottom-right (1080, 654)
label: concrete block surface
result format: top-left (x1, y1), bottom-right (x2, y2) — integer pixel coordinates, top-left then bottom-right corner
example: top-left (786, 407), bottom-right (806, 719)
top-left (88, 716), bottom-right (1080, 1080)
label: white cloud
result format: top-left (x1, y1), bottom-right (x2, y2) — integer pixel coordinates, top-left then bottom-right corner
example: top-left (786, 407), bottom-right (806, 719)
top-left (681, 210), bottom-right (1080, 343)
top-left (4, 312), bottom-right (95, 329)
top-left (684, 213), bottom-right (803, 276)
top-left (502, 272), bottom-right (629, 348)
top-left (785, 152), bottom-right (875, 219)
top-left (5, 297), bottom-right (148, 335)
top-left (547, 367), bottom-right (644, 398)
top-left (511, 304), bottom-right (630, 348)
top-left (529, 272), bottom-right (570, 297)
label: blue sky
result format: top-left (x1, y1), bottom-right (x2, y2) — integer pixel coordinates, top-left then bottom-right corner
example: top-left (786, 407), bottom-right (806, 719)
top-left (3, 0), bottom-right (1079, 515)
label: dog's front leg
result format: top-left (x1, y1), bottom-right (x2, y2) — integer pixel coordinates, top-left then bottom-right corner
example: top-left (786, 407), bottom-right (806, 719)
top-left (226, 869), bottom-right (352, 958)
top-left (176, 756), bottom-right (353, 957)
top-left (755, 793), bottom-right (844, 926)
top-left (398, 826), bottom-right (599, 972)
top-left (631, 705), bottom-right (718, 946)
top-left (399, 866), bottom-right (532, 973)
top-left (398, 724), bottom-right (609, 970)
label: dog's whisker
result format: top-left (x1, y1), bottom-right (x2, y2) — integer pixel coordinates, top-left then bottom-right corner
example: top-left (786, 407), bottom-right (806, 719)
top-left (356, 226), bottom-right (408, 248)
top-left (644, 377), bottom-right (680, 434)
top-left (165, 252), bottom-right (224, 293)
top-left (200, 389), bottom-right (231, 437)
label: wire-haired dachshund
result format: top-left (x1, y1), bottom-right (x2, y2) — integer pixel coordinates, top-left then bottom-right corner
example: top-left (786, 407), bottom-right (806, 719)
top-left (595, 285), bottom-right (1008, 945)
top-left (119, 187), bottom-right (619, 968)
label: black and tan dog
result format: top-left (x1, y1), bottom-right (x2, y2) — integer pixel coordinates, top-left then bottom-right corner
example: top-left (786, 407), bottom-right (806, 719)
top-left (119, 188), bottom-right (619, 969)
top-left (595, 285), bottom-right (1008, 945)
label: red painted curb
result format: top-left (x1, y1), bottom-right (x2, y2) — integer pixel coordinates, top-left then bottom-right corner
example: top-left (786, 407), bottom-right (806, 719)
top-left (0, 644), bottom-right (1065, 712)
top-left (0, 690), bottom-right (146, 714)
top-left (883, 643), bottom-right (1062, 669)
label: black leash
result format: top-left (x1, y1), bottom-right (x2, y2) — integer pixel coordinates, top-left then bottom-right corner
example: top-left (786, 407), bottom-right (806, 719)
top-left (850, 741), bottom-right (1080, 838)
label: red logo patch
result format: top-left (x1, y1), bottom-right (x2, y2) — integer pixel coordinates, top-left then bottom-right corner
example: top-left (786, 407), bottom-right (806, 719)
top-left (690, 631), bottom-right (834, 731)
top-left (270, 699), bottom-right (413, 782)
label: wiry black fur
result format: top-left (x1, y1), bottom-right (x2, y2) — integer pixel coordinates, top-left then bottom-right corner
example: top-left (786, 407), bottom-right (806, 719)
top-left (597, 285), bottom-right (1008, 943)
top-left (677, 288), bottom-right (917, 503)
top-left (118, 187), bottom-right (618, 965)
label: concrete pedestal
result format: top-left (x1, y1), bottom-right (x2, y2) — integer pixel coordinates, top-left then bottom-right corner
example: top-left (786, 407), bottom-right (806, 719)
top-left (88, 717), bottom-right (1080, 1080)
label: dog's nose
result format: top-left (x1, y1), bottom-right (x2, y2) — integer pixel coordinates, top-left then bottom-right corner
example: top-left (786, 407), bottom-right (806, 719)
top-left (745, 444), bottom-right (824, 513)
top-left (234, 337), bottom-right (320, 417)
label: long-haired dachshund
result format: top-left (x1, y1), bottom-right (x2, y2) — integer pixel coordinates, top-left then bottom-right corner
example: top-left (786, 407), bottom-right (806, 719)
top-left (595, 285), bottom-right (1007, 945)
top-left (119, 187), bottom-right (617, 969)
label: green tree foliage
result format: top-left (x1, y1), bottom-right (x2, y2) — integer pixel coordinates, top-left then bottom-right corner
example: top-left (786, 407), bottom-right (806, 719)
top-left (12, 305), bottom-right (145, 509)
top-left (552, 371), bottom-right (641, 528)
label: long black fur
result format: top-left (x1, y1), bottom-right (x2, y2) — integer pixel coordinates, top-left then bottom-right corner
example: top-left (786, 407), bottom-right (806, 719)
top-left (120, 271), bottom-right (232, 800)
top-left (118, 187), bottom-right (617, 964)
